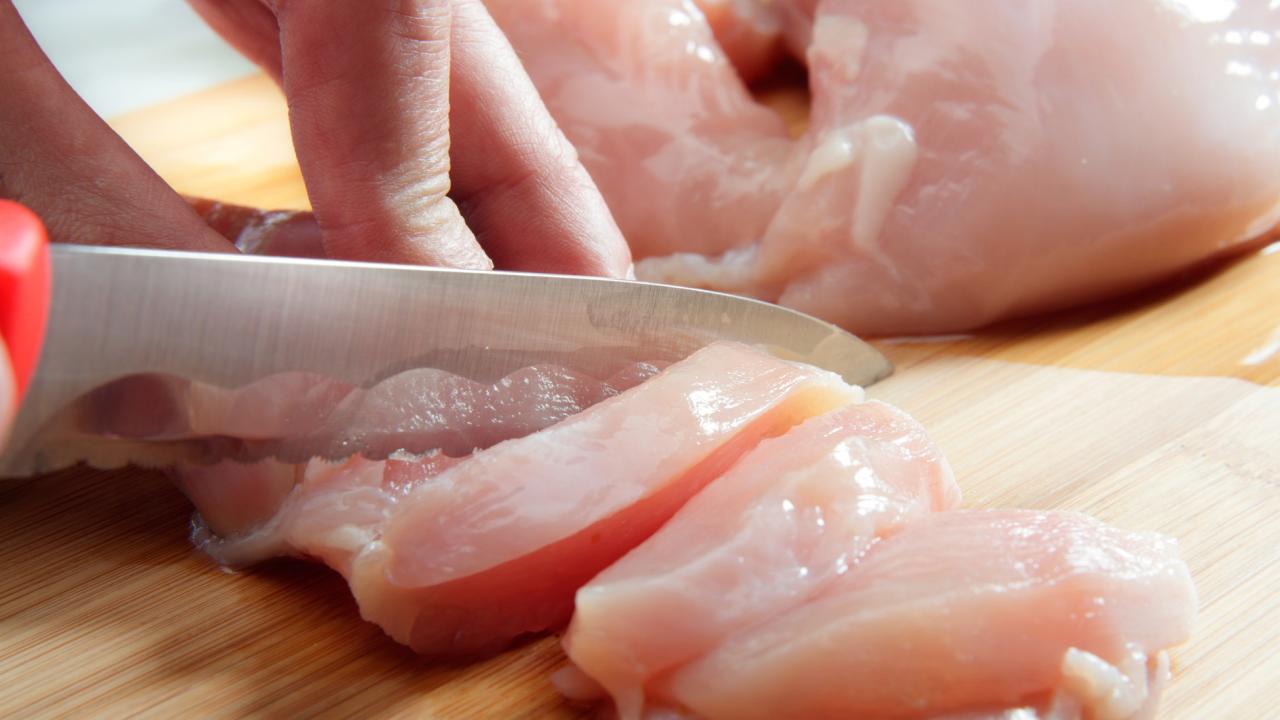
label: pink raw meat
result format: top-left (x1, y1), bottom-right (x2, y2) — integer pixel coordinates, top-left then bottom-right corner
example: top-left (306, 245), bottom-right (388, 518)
top-left (178, 343), bottom-right (861, 655)
top-left (43, 362), bottom-right (659, 467)
top-left (559, 399), bottom-right (960, 719)
top-left (486, 0), bottom-right (1280, 334)
top-left (483, 0), bottom-right (794, 260)
top-left (662, 509), bottom-right (1197, 719)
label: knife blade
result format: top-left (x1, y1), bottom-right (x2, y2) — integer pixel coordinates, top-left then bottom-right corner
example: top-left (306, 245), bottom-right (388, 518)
top-left (0, 244), bottom-right (891, 476)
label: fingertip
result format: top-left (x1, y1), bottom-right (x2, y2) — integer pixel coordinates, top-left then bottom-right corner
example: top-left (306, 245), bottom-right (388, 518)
top-left (602, 227), bottom-right (636, 280)
top-left (585, 226), bottom-right (636, 280)
top-left (573, 202), bottom-right (634, 279)
top-left (428, 236), bottom-right (494, 271)
top-left (318, 199), bottom-right (495, 271)
top-left (397, 201), bottom-right (495, 271)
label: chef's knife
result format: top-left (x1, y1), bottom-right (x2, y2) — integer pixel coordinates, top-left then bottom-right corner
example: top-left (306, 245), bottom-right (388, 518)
top-left (0, 201), bottom-right (891, 477)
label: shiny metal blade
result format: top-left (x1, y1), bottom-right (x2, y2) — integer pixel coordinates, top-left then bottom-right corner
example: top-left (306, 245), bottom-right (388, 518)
top-left (0, 244), bottom-right (891, 476)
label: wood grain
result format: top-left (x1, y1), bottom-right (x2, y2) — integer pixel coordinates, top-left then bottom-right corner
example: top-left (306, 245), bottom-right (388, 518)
top-left (0, 73), bottom-right (1277, 718)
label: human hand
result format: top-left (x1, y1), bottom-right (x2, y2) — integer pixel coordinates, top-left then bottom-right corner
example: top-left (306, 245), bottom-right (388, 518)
top-left (0, 0), bottom-right (632, 276)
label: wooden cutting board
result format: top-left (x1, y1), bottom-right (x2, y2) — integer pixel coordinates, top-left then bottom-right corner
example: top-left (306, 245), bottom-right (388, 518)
top-left (1, 74), bottom-right (1277, 719)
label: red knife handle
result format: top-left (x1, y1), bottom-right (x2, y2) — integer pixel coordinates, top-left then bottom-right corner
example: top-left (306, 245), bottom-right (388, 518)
top-left (0, 200), bottom-right (51, 410)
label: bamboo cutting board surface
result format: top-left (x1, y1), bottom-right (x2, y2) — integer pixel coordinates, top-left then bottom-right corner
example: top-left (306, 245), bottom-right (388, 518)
top-left (1, 74), bottom-right (1278, 719)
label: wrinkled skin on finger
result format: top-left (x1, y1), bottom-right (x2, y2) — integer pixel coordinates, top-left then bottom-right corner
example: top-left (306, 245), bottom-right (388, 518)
top-left (188, 0), bottom-right (632, 276)
top-left (0, 1), bottom-right (234, 253)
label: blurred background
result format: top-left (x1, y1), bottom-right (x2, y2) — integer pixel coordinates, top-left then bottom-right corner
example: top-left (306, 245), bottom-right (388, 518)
top-left (14, 0), bottom-right (254, 118)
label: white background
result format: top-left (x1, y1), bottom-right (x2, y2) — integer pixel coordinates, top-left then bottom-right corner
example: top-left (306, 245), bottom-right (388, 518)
top-left (13, 0), bottom-right (254, 118)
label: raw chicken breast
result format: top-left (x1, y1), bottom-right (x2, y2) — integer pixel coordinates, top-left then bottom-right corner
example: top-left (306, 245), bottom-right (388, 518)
top-left (559, 400), bottom-right (960, 719)
top-left (180, 452), bottom-right (467, 566)
top-left (764, 0), bottom-right (1280, 333)
top-left (662, 510), bottom-right (1197, 719)
top-left (36, 362), bottom-right (659, 468)
top-left (492, 0), bottom-right (1280, 334)
top-left (179, 343), bottom-right (861, 655)
top-left (175, 451), bottom-right (471, 544)
top-left (483, 0), bottom-right (794, 260)
top-left (176, 459), bottom-right (300, 540)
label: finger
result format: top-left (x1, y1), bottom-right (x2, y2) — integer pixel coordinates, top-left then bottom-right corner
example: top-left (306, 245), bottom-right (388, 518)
top-left (447, 0), bottom-right (632, 278)
top-left (0, 2), bottom-right (233, 253)
top-left (187, 0), bottom-right (283, 82)
top-left (268, 0), bottom-right (491, 268)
